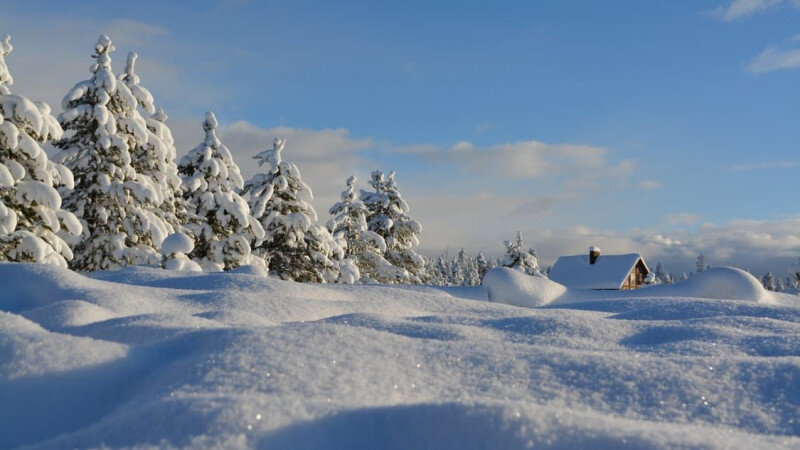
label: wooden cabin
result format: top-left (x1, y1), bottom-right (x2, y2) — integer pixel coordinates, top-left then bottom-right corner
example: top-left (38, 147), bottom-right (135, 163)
top-left (548, 246), bottom-right (651, 290)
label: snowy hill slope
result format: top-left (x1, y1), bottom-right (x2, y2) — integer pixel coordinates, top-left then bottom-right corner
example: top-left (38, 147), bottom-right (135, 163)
top-left (1, 263), bottom-right (800, 449)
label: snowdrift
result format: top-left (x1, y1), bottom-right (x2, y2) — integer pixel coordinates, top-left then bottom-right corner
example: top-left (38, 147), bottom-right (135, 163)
top-left (2, 262), bottom-right (800, 449)
top-left (640, 266), bottom-right (773, 302)
top-left (482, 267), bottom-right (566, 307)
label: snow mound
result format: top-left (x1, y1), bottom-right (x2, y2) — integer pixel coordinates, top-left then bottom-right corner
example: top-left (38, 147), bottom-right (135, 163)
top-left (2, 262), bottom-right (800, 448)
top-left (161, 232), bottom-right (194, 255)
top-left (0, 312), bottom-right (127, 380)
top-left (482, 267), bottom-right (566, 307)
top-left (645, 267), bottom-right (772, 303)
top-left (228, 263), bottom-right (270, 277)
top-left (21, 299), bottom-right (118, 329)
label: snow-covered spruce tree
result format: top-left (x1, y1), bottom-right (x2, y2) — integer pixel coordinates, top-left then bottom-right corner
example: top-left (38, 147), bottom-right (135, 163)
top-left (761, 271), bottom-right (776, 292)
top-left (653, 262), bottom-right (665, 284)
top-left (464, 251), bottom-right (482, 286)
top-left (0, 35), bottom-right (82, 267)
top-left (502, 231), bottom-right (543, 276)
top-left (361, 170), bottom-right (425, 283)
top-left (178, 111), bottom-right (265, 271)
top-left (53, 35), bottom-right (171, 272)
top-left (242, 137), bottom-right (339, 282)
top-left (327, 175), bottom-right (406, 283)
top-left (476, 251), bottom-right (489, 281)
top-left (450, 249), bottom-right (468, 286)
top-left (430, 253), bottom-right (449, 285)
top-left (118, 52), bottom-right (187, 233)
top-left (696, 254), bottom-right (706, 273)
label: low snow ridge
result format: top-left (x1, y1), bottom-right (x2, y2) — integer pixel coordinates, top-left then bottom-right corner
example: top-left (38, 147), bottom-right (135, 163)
top-left (1, 262), bottom-right (799, 449)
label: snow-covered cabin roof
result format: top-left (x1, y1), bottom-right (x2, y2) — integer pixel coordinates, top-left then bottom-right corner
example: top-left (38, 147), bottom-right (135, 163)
top-left (549, 253), bottom-right (648, 290)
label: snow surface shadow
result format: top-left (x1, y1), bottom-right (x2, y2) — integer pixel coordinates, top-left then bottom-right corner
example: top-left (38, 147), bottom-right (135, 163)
top-left (608, 302), bottom-right (800, 323)
top-left (318, 313), bottom-right (463, 341)
top-left (620, 326), bottom-right (719, 348)
top-left (61, 313), bottom-right (223, 346)
top-left (472, 316), bottom-right (579, 345)
top-left (0, 351), bottom-right (147, 448)
top-left (0, 327), bottom-right (243, 448)
top-left (257, 403), bottom-right (532, 450)
top-left (741, 334), bottom-right (800, 357)
top-left (256, 402), bottom-right (689, 450)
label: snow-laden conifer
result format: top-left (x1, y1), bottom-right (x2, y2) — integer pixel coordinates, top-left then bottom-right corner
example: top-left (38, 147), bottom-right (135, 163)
top-left (761, 271), bottom-right (776, 291)
top-left (476, 251), bottom-right (489, 281)
top-left (456, 249), bottom-right (481, 286)
top-left (361, 170), bottom-right (425, 283)
top-left (0, 35), bottom-right (82, 267)
top-left (327, 175), bottom-right (405, 283)
top-left (243, 137), bottom-right (340, 282)
top-left (502, 231), bottom-right (543, 276)
top-left (178, 111), bottom-right (265, 271)
top-left (54, 36), bottom-right (170, 272)
top-left (696, 254), bottom-right (706, 273)
top-left (118, 52), bottom-right (187, 233)
top-left (427, 253), bottom-right (448, 285)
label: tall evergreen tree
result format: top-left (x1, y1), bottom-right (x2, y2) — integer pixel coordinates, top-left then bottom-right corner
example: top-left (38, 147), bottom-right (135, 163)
top-left (696, 254), bottom-right (706, 273)
top-left (450, 249), bottom-right (467, 286)
top-left (178, 111), bottom-right (265, 271)
top-left (118, 52), bottom-right (186, 233)
top-left (0, 35), bottom-right (82, 267)
top-left (243, 137), bottom-right (340, 282)
top-left (429, 253), bottom-right (449, 285)
top-left (761, 271), bottom-right (776, 291)
top-left (361, 170), bottom-right (425, 283)
top-left (654, 262), bottom-right (665, 284)
top-left (502, 231), bottom-right (543, 276)
top-left (327, 175), bottom-right (404, 283)
top-left (53, 35), bottom-right (169, 271)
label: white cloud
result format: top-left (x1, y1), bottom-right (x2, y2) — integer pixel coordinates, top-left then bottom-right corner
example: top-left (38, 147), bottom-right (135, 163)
top-left (709, 0), bottom-right (785, 21)
top-left (517, 218), bottom-right (800, 275)
top-left (746, 44), bottom-right (800, 73)
top-left (214, 121), bottom-right (375, 216)
top-left (396, 139), bottom-right (635, 183)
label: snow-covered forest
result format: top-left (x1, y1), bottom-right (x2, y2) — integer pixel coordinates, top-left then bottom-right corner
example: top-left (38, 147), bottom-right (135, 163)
top-left (1, 34), bottom-right (797, 290)
top-left (0, 35), bottom-right (428, 283)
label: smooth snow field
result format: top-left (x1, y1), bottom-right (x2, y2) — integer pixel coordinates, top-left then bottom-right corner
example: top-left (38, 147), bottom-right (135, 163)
top-left (2, 264), bottom-right (800, 449)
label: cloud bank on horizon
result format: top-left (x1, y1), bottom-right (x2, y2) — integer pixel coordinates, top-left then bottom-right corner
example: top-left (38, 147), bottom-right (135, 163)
top-left (0, 0), bottom-right (797, 273)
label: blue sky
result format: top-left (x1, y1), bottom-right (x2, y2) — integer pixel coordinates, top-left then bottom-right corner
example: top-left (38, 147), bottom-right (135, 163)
top-left (1, 0), bottom-right (798, 274)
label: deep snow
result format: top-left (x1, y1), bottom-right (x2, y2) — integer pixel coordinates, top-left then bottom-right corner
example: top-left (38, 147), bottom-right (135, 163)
top-left (1, 263), bottom-right (800, 449)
